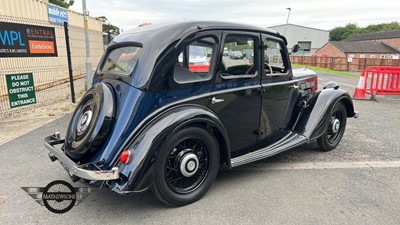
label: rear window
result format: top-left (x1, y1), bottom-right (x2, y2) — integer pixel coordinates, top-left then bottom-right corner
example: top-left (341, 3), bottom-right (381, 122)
top-left (100, 46), bottom-right (141, 75)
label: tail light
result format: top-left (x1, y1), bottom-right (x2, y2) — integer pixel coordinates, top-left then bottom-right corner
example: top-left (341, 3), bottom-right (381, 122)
top-left (119, 150), bottom-right (132, 164)
top-left (305, 77), bottom-right (318, 92)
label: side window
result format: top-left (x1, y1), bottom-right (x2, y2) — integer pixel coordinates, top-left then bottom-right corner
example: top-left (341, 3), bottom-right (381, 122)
top-left (220, 34), bottom-right (257, 79)
top-left (263, 37), bottom-right (288, 76)
top-left (100, 46), bottom-right (141, 75)
top-left (173, 36), bottom-right (216, 84)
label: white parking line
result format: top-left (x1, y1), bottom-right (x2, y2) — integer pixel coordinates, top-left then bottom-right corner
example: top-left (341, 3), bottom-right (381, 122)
top-left (238, 161), bottom-right (400, 171)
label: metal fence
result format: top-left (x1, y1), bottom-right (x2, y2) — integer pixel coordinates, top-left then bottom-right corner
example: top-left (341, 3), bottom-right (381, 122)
top-left (0, 11), bottom-right (104, 116)
top-left (290, 56), bottom-right (400, 72)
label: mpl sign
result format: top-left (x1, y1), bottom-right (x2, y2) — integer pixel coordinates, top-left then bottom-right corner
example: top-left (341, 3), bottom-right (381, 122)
top-left (6, 73), bottom-right (37, 108)
top-left (0, 22), bottom-right (57, 57)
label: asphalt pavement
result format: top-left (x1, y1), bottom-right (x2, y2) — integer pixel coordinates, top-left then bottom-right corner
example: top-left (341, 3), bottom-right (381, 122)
top-left (1, 71), bottom-right (399, 225)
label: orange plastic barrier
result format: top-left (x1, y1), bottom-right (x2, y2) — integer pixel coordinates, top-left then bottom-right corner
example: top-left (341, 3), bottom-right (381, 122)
top-left (353, 66), bottom-right (400, 100)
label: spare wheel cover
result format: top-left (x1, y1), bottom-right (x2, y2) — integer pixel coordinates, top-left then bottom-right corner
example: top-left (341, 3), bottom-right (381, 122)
top-left (64, 83), bottom-right (115, 160)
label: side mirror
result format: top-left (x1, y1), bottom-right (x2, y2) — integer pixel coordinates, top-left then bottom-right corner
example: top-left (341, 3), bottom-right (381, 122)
top-left (291, 44), bottom-right (301, 54)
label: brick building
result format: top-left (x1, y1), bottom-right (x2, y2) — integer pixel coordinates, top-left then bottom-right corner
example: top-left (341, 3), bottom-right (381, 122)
top-left (315, 41), bottom-right (400, 59)
top-left (316, 30), bottom-right (400, 59)
top-left (345, 30), bottom-right (400, 51)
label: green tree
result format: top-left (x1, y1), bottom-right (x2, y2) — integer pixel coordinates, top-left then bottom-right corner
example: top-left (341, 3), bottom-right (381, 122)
top-left (364, 22), bottom-right (400, 33)
top-left (330, 21), bottom-right (400, 41)
top-left (97, 16), bottom-right (120, 35)
top-left (49, 0), bottom-right (74, 8)
top-left (330, 23), bottom-right (360, 41)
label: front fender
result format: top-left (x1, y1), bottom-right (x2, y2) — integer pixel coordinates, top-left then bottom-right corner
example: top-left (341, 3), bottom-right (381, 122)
top-left (294, 87), bottom-right (355, 140)
top-left (109, 105), bottom-right (229, 193)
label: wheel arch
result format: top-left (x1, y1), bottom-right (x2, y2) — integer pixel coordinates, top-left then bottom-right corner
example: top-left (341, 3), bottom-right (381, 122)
top-left (110, 105), bottom-right (230, 193)
top-left (294, 88), bottom-right (355, 141)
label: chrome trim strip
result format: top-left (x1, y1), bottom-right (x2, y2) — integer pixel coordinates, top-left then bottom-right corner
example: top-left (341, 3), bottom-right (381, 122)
top-left (261, 79), bottom-right (298, 87)
top-left (212, 79), bottom-right (299, 96)
top-left (211, 84), bottom-right (261, 95)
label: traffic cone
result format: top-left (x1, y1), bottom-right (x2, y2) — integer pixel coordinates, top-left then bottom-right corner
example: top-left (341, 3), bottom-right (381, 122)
top-left (353, 70), bottom-right (366, 99)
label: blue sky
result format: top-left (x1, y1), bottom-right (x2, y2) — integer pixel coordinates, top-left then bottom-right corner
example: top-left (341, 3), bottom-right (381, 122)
top-left (70, 0), bottom-right (400, 31)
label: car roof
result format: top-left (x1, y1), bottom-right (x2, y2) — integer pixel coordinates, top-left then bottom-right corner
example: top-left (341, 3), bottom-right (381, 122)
top-left (115, 21), bottom-right (279, 42)
top-left (108, 21), bottom-right (283, 88)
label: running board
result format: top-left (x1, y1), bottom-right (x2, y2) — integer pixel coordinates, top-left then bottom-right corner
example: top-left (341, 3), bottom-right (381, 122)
top-left (231, 132), bottom-right (308, 167)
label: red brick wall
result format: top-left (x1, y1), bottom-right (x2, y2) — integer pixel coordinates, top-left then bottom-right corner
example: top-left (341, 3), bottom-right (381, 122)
top-left (315, 43), bottom-right (346, 57)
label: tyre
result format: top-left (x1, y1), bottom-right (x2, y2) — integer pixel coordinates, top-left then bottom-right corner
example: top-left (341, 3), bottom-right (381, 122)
top-left (317, 102), bottom-right (347, 151)
top-left (151, 127), bottom-right (220, 206)
top-left (64, 83), bottom-right (115, 160)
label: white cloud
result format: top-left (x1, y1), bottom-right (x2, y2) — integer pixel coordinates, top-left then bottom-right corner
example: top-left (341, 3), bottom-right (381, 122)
top-left (70, 0), bottom-right (400, 31)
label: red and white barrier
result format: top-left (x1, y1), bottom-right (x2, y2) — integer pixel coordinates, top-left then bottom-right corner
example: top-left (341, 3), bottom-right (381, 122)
top-left (353, 66), bottom-right (400, 100)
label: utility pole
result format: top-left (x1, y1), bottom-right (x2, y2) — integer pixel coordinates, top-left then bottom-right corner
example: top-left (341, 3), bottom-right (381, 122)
top-left (82, 0), bottom-right (93, 89)
top-left (284, 7), bottom-right (291, 36)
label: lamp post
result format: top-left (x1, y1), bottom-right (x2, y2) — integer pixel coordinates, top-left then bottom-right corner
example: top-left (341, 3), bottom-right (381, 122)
top-left (284, 7), bottom-right (291, 36)
top-left (82, 0), bottom-right (93, 89)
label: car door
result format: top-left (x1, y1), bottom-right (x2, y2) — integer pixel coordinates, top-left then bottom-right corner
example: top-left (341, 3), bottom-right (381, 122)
top-left (209, 31), bottom-right (262, 157)
top-left (256, 34), bottom-right (295, 148)
top-left (153, 31), bottom-right (221, 108)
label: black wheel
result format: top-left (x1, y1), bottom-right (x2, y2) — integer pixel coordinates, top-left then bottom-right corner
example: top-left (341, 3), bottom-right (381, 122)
top-left (317, 102), bottom-right (347, 151)
top-left (64, 83), bottom-right (115, 160)
top-left (151, 127), bottom-right (219, 206)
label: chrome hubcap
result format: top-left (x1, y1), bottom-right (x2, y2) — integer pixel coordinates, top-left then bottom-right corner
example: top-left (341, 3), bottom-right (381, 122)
top-left (332, 118), bottom-right (340, 133)
top-left (76, 110), bottom-right (93, 135)
top-left (180, 153), bottom-right (199, 177)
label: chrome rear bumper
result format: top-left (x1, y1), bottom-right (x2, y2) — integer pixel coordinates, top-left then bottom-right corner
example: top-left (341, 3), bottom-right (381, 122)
top-left (44, 133), bottom-right (119, 181)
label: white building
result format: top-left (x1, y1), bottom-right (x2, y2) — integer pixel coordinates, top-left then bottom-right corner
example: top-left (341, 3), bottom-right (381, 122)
top-left (268, 24), bottom-right (329, 56)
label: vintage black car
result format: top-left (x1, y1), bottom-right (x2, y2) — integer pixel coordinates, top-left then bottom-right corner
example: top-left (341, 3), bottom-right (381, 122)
top-left (45, 21), bottom-right (358, 206)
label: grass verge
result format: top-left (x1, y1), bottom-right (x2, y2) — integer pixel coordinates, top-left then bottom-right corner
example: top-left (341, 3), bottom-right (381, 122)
top-left (292, 64), bottom-right (359, 77)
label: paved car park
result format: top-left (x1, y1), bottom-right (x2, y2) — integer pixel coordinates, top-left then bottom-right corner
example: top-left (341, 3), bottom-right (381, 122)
top-left (0, 71), bottom-right (399, 224)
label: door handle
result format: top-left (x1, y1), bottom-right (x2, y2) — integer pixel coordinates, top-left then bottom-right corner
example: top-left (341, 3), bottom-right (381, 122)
top-left (211, 97), bottom-right (224, 104)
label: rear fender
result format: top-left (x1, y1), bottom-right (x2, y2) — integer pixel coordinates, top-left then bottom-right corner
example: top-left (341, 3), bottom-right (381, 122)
top-left (109, 105), bottom-right (229, 193)
top-left (294, 87), bottom-right (355, 140)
